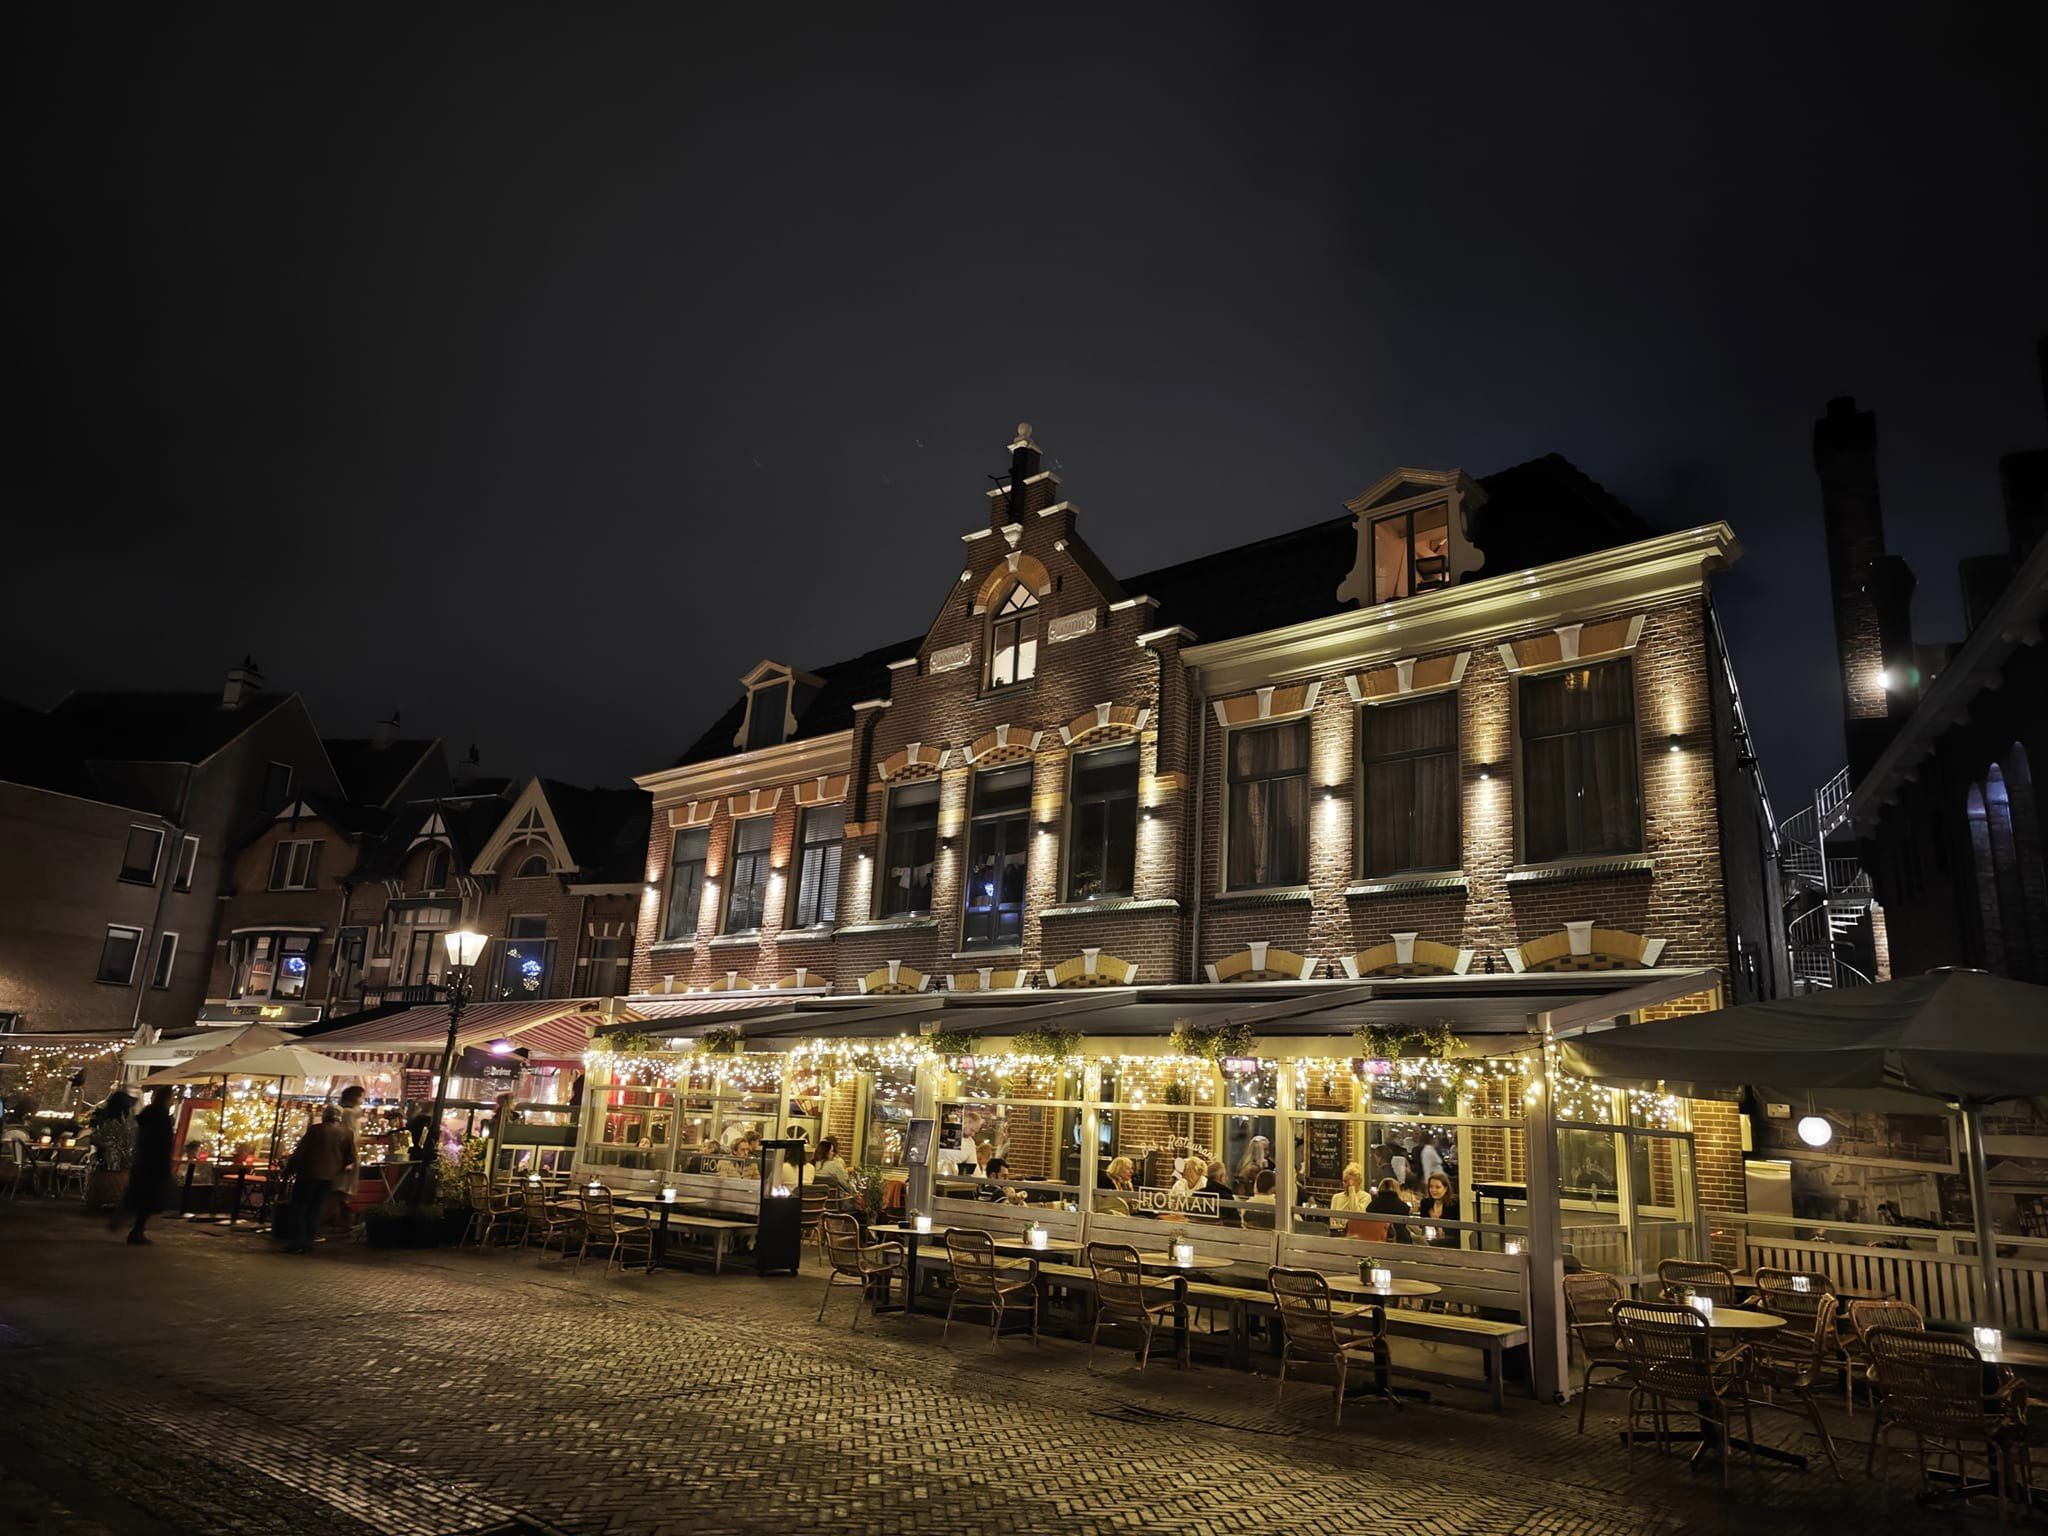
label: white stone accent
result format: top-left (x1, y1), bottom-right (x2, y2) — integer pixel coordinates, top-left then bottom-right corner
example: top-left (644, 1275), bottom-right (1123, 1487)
top-left (1048, 609), bottom-right (1099, 643)
top-left (928, 642), bottom-right (973, 674)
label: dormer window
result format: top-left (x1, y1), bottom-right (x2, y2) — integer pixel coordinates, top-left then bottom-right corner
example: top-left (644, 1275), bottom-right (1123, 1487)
top-left (1370, 501), bottom-right (1452, 602)
top-left (989, 585), bottom-right (1039, 688)
top-left (745, 678), bottom-right (791, 750)
top-left (733, 662), bottom-right (816, 753)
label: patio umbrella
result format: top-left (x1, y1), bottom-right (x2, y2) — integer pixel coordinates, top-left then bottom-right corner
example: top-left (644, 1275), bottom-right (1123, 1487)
top-left (135, 1042), bottom-right (362, 1088)
top-left (123, 1023), bottom-right (295, 1068)
top-left (1555, 969), bottom-right (2048, 1326)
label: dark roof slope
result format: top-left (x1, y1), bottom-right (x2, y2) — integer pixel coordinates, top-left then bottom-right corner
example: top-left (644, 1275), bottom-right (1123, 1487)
top-left (353, 790), bottom-right (515, 882)
top-left (674, 635), bottom-right (923, 767)
top-left (278, 791), bottom-right (392, 839)
top-left (45, 690), bottom-right (293, 764)
top-left (323, 737), bottom-right (442, 809)
top-left (0, 698), bottom-right (104, 801)
top-left (541, 781), bottom-right (652, 878)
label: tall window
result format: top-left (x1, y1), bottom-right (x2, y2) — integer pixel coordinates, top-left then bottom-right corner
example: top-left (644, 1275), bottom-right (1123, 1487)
top-left (422, 845), bottom-right (451, 890)
top-left (1067, 743), bottom-right (1138, 902)
top-left (1369, 503), bottom-right (1452, 602)
top-left (1520, 659), bottom-right (1641, 863)
top-left (725, 817), bottom-right (774, 933)
top-left (792, 805), bottom-right (843, 929)
top-left (1226, 719), bottom-right (1309, 889)
top-left (882, 780), bottom-right (940, 917)
top-left (119, 825), bottom-right (164, 885)
top-left (745, 679), bottom-right (791, 751)
top-left (98, 925), bottom-right (142, 984)
top-left (963, 766), bottom-right (1031, 949)
top-left (270, 838), bottom-right (321, 891)
top-left (1360, 694), bottom-right (1461, 876)
top-left (229, 931), bottom-right (314, 999)
top-left (390, 903), bottom-right (456, 986)
top-left (585, 933), bottom-right (631, 995)
top-left (989, 586), bottom-right (1040, 687)
top-left (663, 828), bottom-right (709, 942)
top-left (173, 835), bottom-right (200, 891)
top-left (493, 915), bottom-right (553, 999)
top-left (149, 931), bottom-right (179, 990)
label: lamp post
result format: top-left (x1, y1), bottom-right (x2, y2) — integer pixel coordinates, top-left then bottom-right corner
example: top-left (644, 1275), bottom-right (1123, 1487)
top-left (412, 928), bottom-right (487, 1209)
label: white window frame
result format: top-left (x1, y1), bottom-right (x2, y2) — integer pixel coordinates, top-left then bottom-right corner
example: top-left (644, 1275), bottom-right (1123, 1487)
top-left (150, 931), bottom-right (180, 990)
top-left (988, 584), bottom-right (1040, 689)
top-left (270, 838), bottom-right (320, 891)
top-left (98, 924), bottom-right (143, 985)
top-left (119, 824), bottom-right (165, 886)
top-left (174, 834), bottom-right (200, 891)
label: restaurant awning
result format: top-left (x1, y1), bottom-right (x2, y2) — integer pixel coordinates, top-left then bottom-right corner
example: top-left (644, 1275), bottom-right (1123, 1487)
top-left (306, 1001), bottom-right (604, 1060)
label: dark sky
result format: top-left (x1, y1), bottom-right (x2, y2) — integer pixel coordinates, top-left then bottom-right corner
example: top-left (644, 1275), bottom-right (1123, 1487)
top-left (11, 6), bottom-right (2046, 813)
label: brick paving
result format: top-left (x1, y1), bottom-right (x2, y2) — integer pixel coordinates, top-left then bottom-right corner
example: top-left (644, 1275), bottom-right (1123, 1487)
top-left (0, 1202), bottom-right (2006, 1535)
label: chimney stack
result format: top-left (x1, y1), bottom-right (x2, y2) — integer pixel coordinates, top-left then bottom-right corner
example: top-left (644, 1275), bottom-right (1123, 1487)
top-left (371, 710), bottom-right (400, 750)
top-left (995, 422), bottom-right (1043, 529)
top-left (221, 655), bottom-right (264, 709)
top-left (1812, 397), bottom-right (1893, 726)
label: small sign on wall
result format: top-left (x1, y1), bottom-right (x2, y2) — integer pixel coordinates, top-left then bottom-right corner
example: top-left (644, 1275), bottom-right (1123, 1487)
top-left (928, 643), bottom-right (973, 674)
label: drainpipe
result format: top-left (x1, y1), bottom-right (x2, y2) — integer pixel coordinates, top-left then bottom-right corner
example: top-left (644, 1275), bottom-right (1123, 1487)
top-left (1186, 683), bottom-right (1208, 983)
top-left (128, 766), bottom-right (194, 1043)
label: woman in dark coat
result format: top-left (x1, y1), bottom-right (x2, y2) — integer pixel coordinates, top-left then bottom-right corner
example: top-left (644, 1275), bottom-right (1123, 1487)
top-left (122, 1087), bottom-right (175, 1244)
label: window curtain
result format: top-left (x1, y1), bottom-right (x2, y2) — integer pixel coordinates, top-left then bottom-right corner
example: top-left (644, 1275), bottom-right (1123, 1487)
top-left (1228, 721), bottom-right (1308, 886)
top-left (1361, 694), bottom-right (1459, 875)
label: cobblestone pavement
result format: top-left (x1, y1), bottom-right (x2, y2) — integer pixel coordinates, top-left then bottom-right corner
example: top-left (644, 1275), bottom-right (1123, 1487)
top-left (0, 1202), bottom-right (2003, 1535)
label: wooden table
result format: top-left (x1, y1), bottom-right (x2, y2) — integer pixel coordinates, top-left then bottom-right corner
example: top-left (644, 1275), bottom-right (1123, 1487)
top-left (1728, 1271), bottom-right (1894, 1303)
top-left (1616, 1309), bottom-right (1802, 1470)
top-left (868, 1224), bottom-right (957, 1315)
top-left (1326, 1275), bottom-right (1443, 1400)
top-left (608, 1191), bottom-right (709, 1271)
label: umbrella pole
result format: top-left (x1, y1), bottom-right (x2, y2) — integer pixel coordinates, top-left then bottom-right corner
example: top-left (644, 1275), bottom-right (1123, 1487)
top-left (1963, 1107), bottom-right (2005, 1330)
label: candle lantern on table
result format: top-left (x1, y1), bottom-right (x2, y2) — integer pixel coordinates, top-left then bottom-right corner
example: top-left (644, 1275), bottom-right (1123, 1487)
top-left (1171, 1238), bottom-right (1195, 1268)
top-left (1027, 1222), bottom-right (1048, 1251)
top-left (1975, 1325), bottom-right (2003, 1354)
top-left (913, 1213), bottom-right (932, 1234)
top-left (755, 1138), bottom-right (804, 1275)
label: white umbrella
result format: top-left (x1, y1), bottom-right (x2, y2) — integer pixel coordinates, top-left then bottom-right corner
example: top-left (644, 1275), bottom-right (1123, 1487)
top-left (124, 1023), bottom-right (294, 1068)
top-left (136, 1042), bottom-right (361, 1087)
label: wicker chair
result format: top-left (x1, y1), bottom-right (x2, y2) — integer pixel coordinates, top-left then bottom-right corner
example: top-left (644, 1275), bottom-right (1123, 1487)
top-left (1744, 1291), bottom-right (1844, 1478)
top-left (1562, 1271), bottom-right (1630, 1433)
top-left (942, 1229), bottom-right (1039, 1346)
top-left (1613, 1299), bottom-right (1757, 1487)
top-left (1085, 1242), bottom-right (1181, 1372)
top-left (1845, 1298), bottom-right (1924, 1412)
top-left (1657, 1258), bottom-right (1741, 1306)
top-left (574, 1190), bottom-right (652, 1273)
top-left (521, 1181), bottom-right (580, 1261)
top-left (817, 1212), bottom-right (904, 1330)
top-left (1268, 1266), bottom-right (1393, 1426)
top-left (1865, 1326), bottom-right (2031, 1517)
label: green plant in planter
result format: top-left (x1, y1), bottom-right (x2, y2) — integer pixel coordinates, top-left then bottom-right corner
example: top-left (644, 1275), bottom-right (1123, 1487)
top-left (1011, 1027), bottom-right (1080, 1061)
top-left (844, 1165), bottom-right (887, 1225)
top-left (1167, 1019), bottom-right (1257, 1061)
top-left (1352, 1019), bottom-right (1458, 1061)
top-left (925, 1030), bottom-right (975, 1059)
top-left (699, 1027), bottom-right (743, 1056)
top-left (1162, 1081), bottom-right (1191, 1107)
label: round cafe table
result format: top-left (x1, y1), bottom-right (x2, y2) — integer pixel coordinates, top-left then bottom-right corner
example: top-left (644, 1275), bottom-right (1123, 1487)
top-left (607, 1190), bottom-right (708, 1271)
top-left (1616, 1307), bottom-right (1800, 1470)
top-left (1325, 1274), bottom-right (1443, 1400)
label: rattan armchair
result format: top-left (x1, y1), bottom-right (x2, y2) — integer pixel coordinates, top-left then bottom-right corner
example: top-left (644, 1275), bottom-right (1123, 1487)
top-left (816, 1212), bottom-right (904, 1329)
top-left (1744, 1291), bottom-right (1843, 1478)
top-left (521, 1181), bottom-right (580, 1261)
top-left (1845, 1298), bottom-right (1924, 1412)
top-left (1865, 1326), bottom-right (2031, 1518)
top-left (1656, 1258), bottom-right (1741, 1306)
top-left (942, 1228), bottom-right (1039, 1346)
top-left (574, 1190), bottom-right (652, 1273)
top-left (1563, 1270), bottom-right (1630, 1433)
top-left (1268, 1266), bottom-right (1393, 1427)
top-left (1085, 1242), bottom-right (1181, 1371)
top-left (1613, 1299), bottom-right (1757, 1487)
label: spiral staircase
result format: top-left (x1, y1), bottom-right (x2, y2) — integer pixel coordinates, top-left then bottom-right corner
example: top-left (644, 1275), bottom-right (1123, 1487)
top-left (1779, 767), bottom-right (1880, 991)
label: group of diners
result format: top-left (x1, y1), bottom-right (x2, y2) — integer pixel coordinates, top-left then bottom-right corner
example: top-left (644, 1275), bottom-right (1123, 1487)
top-left (1329, 1162), bottom-right (1461, 1246)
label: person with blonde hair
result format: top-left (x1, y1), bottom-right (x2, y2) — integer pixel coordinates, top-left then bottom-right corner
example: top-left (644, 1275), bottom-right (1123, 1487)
top-left (1168, 1154), bottom-right (1210, 1199)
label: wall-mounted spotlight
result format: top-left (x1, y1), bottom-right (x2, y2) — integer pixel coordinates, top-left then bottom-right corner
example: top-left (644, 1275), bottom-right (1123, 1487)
top-left (1667, 734), bottom-right (1683, 754)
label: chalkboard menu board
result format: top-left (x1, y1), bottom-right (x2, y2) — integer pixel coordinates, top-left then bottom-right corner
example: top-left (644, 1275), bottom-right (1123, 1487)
top-left (1307, 1120), bottom-right (1345, 1183)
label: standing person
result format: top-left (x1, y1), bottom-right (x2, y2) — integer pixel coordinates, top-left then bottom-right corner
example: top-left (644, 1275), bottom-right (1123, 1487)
top-left (1233, 1136), bottom-right (1271, 1194)
top-left (1419, 1133), bottom-right (1446, 1186)
top-left (330, 1085), bottom-right (367, 1234)
top-left (121, 1087), bottom-right (176, 1245)
top-left (283, 1107), bottom-right (355, 1254)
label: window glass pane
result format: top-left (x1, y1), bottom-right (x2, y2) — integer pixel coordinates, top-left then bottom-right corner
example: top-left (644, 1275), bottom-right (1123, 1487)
top-left (1360, 694), bottom-right (1460, 877)
top-left (276, 935), bottom-right (313, 999)
top-left (1412, 503), bottom-right (1451, 591)
top-left (1226, 720), bottom-right (1308, 888)
top-left (98, 926), bottom-right (140, 984)
top-left (745, 680), bottom-right (790, 751)
top-left (1068, 744), bottom-right (1139, 902)
top-left (664, 828), bottom-right (709, 941)
top-left (883, 780), bottom-right (939, 916)
top-left (120, 826), bottom-right (162, 883)
top-left (1519, 661), bottom-right (1639, 861)
top-left (964, 767), bottom-right (1030, 948)
top-left (793, 805), bottom-right (844, 928)
top-left (727, 816), bottom-right (774, 931)
top-left (150, 933), bottom-right (177, 989)
top-left (175, 836), bottom-right (199, 890)
top-left (1371, 514), bottom-right (1410, 602)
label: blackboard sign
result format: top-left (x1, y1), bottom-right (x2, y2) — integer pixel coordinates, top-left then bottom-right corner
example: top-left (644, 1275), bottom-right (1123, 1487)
top-left (1307, 1120), bottom-right (1345, 1183)
top-left (905, 1118), bottom-right (934, 1168)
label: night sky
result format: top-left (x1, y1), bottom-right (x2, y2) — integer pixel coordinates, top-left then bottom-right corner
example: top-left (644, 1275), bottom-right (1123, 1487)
top-left (11, 6), bottom-right (2045, 812)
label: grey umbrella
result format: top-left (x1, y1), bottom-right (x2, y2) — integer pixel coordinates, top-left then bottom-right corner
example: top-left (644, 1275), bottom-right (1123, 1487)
top-left (1556, 970), bottom-right (2048, 1327)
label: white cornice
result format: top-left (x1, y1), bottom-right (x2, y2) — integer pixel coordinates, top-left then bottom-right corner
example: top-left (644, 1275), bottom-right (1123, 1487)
top-left (1182, 524), bottom-right (1740, 694)
top-left (634, 730), bottom-right (854, 803)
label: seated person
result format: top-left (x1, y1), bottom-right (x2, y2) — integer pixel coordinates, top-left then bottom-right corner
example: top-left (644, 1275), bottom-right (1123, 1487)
top-left (1167, 1155), bottom-right (1210, 1199)
top-left (1331, 1162), bottom-right (1389, 1240)
top-left (810, 1136), bottom-right (851, 1191)
top-left (1241, 1170), bottom-right (1279, 1229)
top-left (1097, 1155), bottom-right (1136, 1214)
top-left (1204, 1161), bottom-right (1235, 1199)
top-left (1365, 1177), bottom-right (1414, 1242)
top-left (1416, 1173), bottom-right (1461, 1247)
top-left (977, 1156), bottom-right (1025, 1203)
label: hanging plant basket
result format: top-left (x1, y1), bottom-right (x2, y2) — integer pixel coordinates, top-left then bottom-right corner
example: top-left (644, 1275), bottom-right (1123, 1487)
top-left (1011, 1028), bottom-right (1081, 1061)
top-left (1167, 1019), bottom-right (1257, 1061)
top-left (699, 1027), bottom-right (743, 1056)
top-left (1352, 1020), bottom-right (1458, 1061)
top-left (925, 1031), bottom-right (976, 1059)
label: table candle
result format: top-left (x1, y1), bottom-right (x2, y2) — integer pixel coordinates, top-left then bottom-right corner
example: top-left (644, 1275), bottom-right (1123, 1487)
top-left (1368, 1266), bottom-right (1393, 1289)
top-left (1028, 1227), bottom-right (1048, 1250)
top-left (528, 1174), bottom-right (541, 1185)
top-left (587, 1181), bottom-right (602, 1194)
top-left (1688, 1293), bottom-right (1714, 1321)
top-left (1504, 1239), bottom-right (1523, 1257)
top-left (1172, 1240), bottom-right (1194, 1267)
top-left (1975, 1326), bottom-right (2003, 1354)
top-left (660, 1187), bottom-right (676, 1203)
top-left (913, 1213), bottom-right (932, 1234)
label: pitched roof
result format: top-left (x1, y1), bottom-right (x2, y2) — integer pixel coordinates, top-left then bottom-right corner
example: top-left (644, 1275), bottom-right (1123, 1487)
top-left (673, 634), bottom-right (923, 767)
top-left (0, 698), bottom-right (104, 801)
top-left (539, 780), bottom-right (652, 880)
top-left (322, 737), bottom-right (442, 809)
top-left (45, 690), bottom-right (294, 764)
top-left (351, 790), bottom-right (515, 882)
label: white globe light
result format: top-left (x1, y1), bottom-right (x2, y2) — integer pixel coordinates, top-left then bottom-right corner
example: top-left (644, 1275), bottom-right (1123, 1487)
top-left (1796, 1114), bottom-right (1833, 1148)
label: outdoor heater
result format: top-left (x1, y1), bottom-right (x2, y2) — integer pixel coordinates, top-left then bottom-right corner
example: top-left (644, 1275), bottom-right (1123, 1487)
top-left (755, 1138), bottom-right (804, 1275)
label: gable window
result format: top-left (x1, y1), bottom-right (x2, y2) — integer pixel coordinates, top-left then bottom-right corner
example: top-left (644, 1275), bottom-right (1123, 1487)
top-left (1226, 719), bottom-right (1309, 889)
top-left (791, 804), bottom-right (844, 929)
top-left (745, 678), bottom-right (792, 751)
top-left (881, 780), bottom-right (940, 917)
top-left (228, 931), bottom-right (315, 1000)
top-left (963, 765), bottom-right (1031, 949)
top-left (150, 931), bottom-right (179, 990)
top-left (1360, 694), bottom-right (1461, 877)
top-left (1520, 659), bottom-right (1641, 863)
top-left (97, 925), bottom-right (143, 985)
top-left (515, 852), bottom-right (552, 878)
top-left (1066, 743), bottom-right (1139, 903)
top-left (270, 838), bottom-right (321, 891)
top-left (1369, 502), bottom-right (1452, 603)
top-left (724, 816), bottom-right (774, 934)
top-left (989, 585), bottom-right (1040, 688)
top-left (422, 845), bottom-right (451, 890)
top-left (119, 825), bottom-right (164, 885)
top-left (663, 828), bottom-right (709, 942)
top-left (492, 915), bottom-right (553, 999)
top-left (390, 903), bottom-right (456, 987)
top-left (261, 761), bottom-right (294, 811)
top-left (173, 835), bottom-right (199, 892)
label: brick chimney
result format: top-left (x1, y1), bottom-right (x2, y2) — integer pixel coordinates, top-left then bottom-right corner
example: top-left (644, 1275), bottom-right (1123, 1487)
top-left (371, 710), bottom-right (401, 750)
top-left (992, 422), bottom-right (1047, 530)
top-left (220, 655), bottom-right (263, 709)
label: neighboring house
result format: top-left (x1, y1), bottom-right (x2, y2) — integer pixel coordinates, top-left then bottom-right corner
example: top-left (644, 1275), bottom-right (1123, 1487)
top-left (0, 663), bottom-right (343, 1074)
top-left (630, 424), bottom-right (1787, 1005)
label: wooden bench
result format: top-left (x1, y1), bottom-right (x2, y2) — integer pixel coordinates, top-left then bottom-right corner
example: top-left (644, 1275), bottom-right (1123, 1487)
top-left (656, 1214), bottom-right (753, 1274)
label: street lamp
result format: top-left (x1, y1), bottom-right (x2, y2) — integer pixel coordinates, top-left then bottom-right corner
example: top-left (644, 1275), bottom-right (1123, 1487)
top-left (411, 928), bottom-right (487, 1209)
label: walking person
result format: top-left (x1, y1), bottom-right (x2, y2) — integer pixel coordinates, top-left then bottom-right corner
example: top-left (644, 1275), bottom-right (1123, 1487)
top-left (329, 1085), bottom-right (366, 1235)
top-left (283, 1107), bottom-right (356, 1254)
top-left (120, 1087), bottom-right (175, 1245)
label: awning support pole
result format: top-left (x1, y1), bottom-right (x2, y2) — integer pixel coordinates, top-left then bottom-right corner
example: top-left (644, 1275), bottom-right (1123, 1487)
top-left (1963, 1106), bottom-right (2004, 1330)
